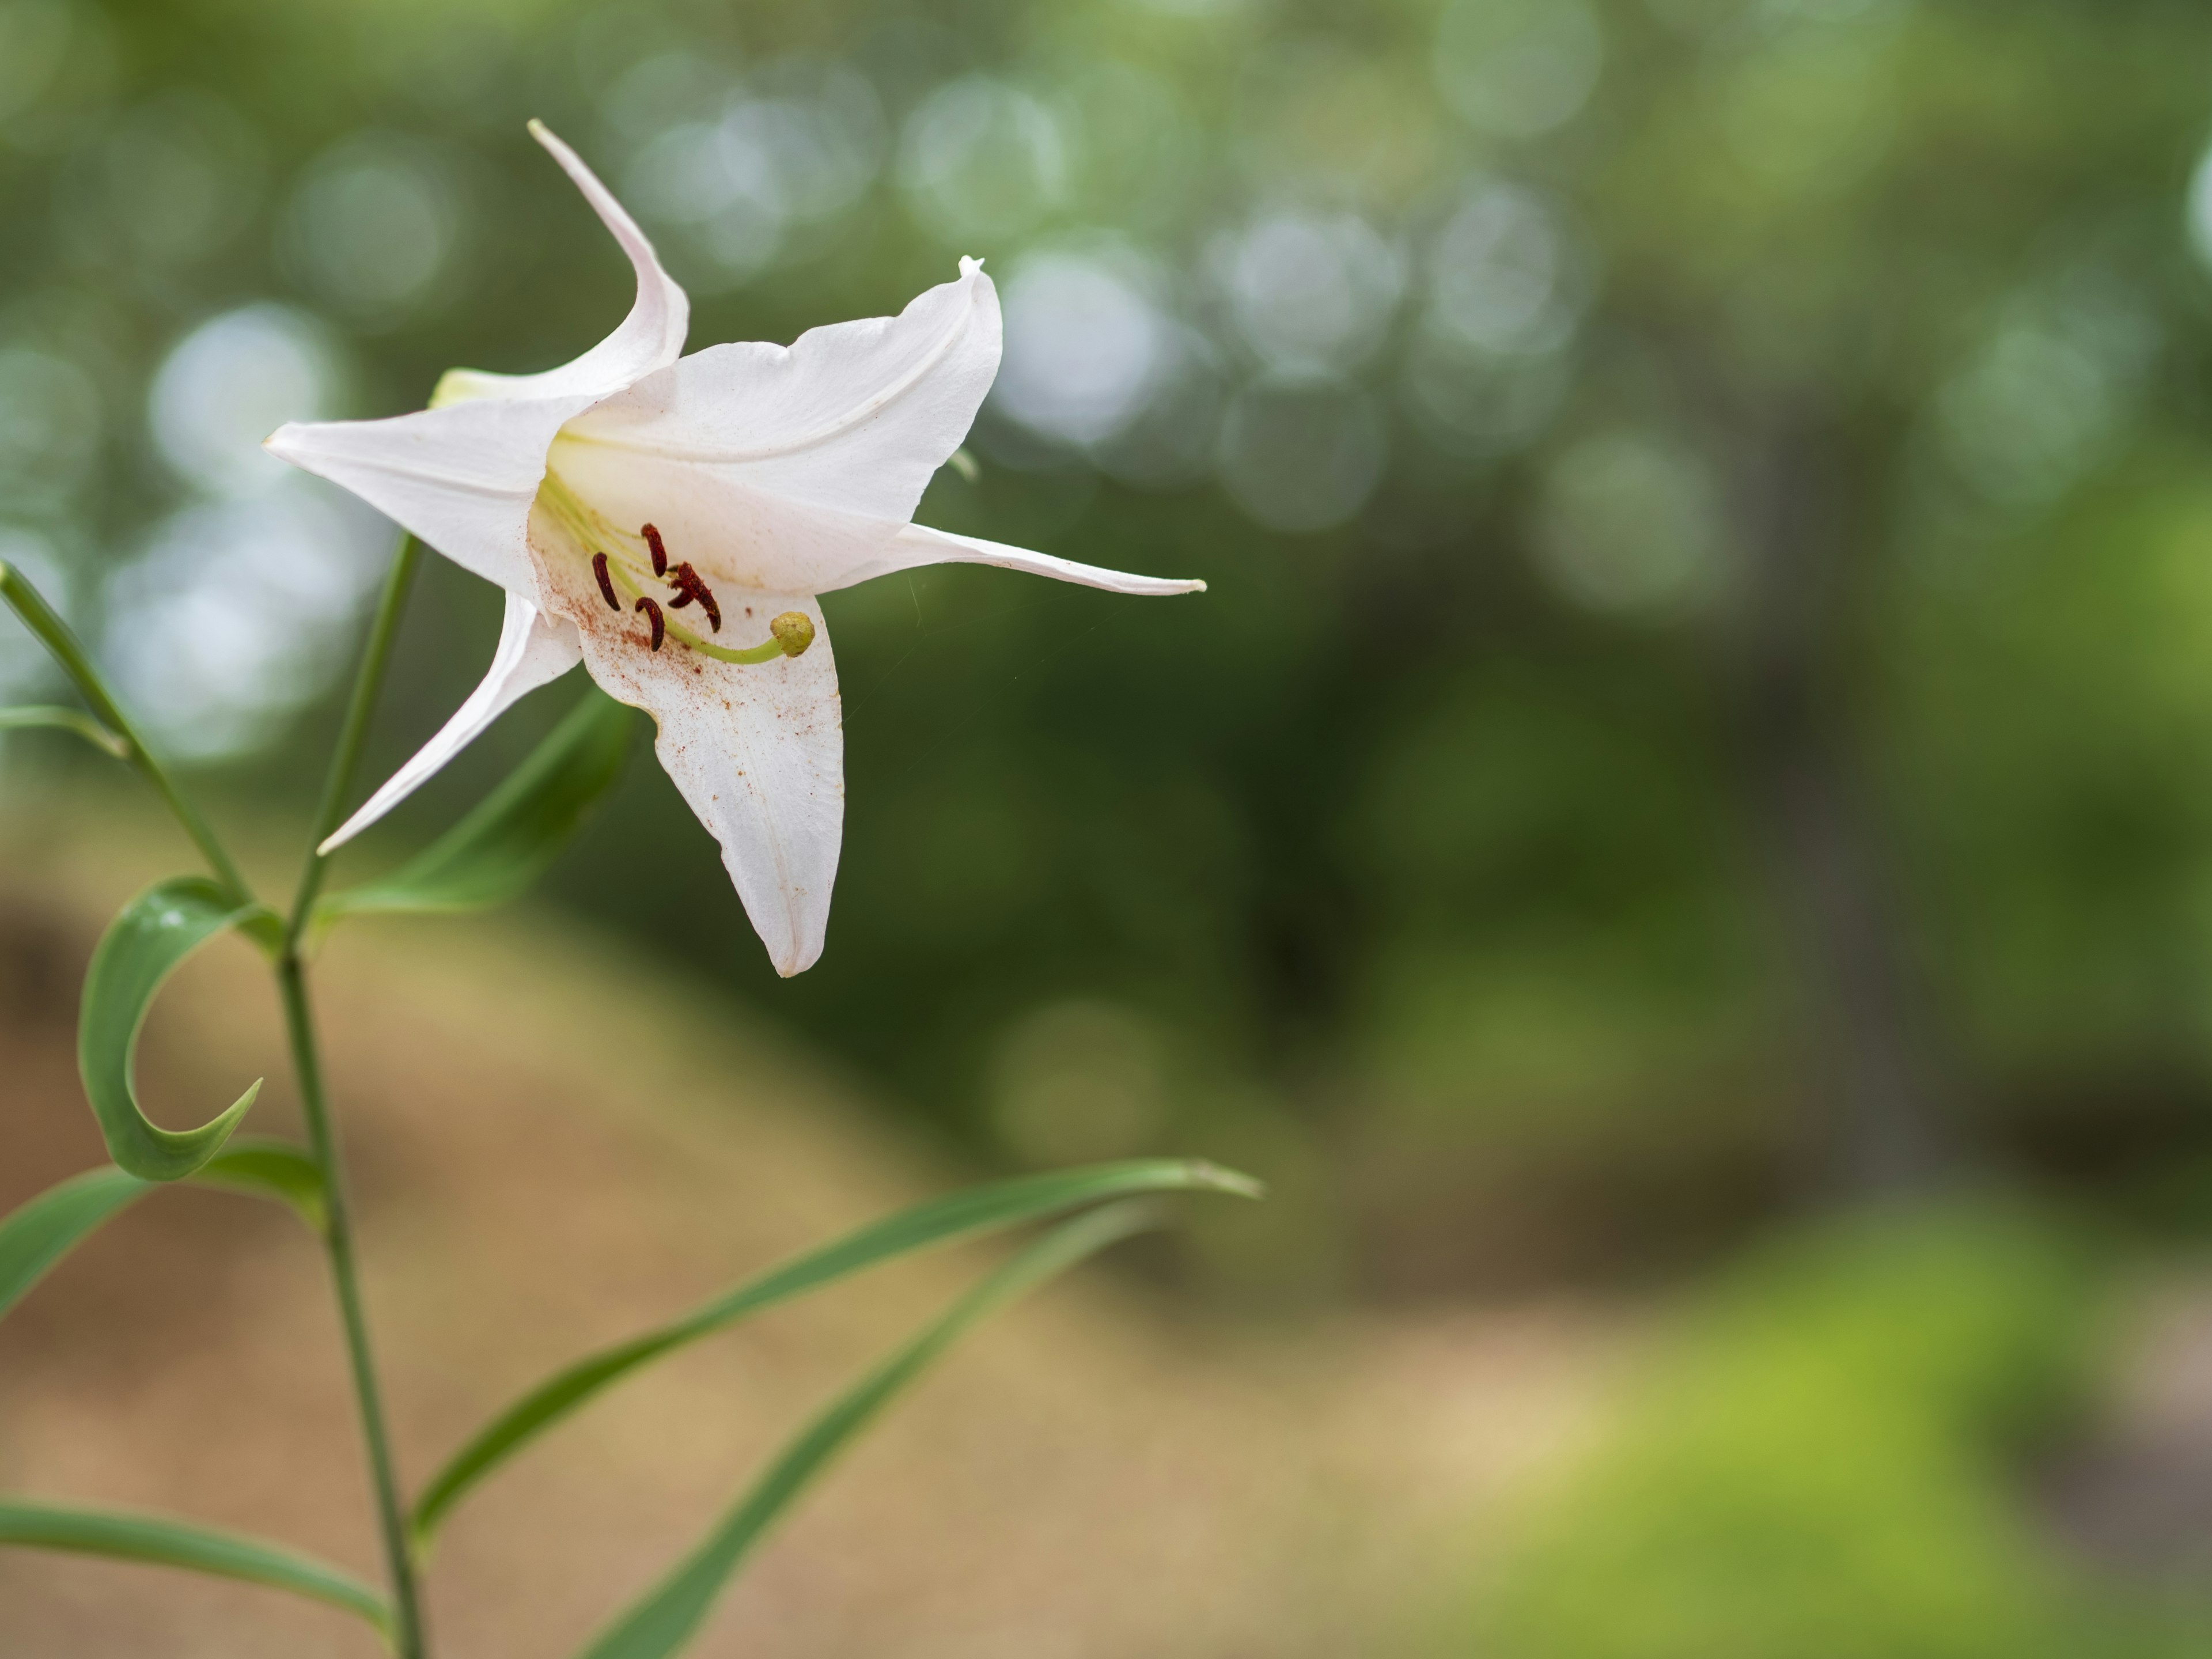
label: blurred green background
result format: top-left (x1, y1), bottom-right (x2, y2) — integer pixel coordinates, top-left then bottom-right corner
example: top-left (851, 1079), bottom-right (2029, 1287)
top-left (11, 0), bottom-right (2212, 1649)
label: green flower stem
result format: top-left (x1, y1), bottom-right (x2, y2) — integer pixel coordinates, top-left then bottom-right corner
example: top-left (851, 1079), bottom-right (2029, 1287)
top-left (278, 533), bottom-right (429, 1659)
top-left (292, 535), bottom-right (423, 932)
top-left (275, 959), bottom-right (425, 1659)
top-left (0, 559), bottom-right (254, 906)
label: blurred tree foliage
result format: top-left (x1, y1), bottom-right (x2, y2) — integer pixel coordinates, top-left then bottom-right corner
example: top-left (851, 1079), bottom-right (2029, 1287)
top-left (7, 0), bottom-right (2212, 1294)
top-left (1462, 1204), bottom-right (2212, 1659)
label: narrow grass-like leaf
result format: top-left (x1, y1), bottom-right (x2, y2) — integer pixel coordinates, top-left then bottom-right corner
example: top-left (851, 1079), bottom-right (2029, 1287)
top-left (576, 1199), bottom-right (1160, 1659)
top-left (0, 1142), bottom-right (329, 1324)
top-left (79, 877), bottom-right (264, 1180)
top-left (0, 1166), bottom-right (145, 1321)
top-left (0, 1497), bottom-right (391, 1635)
top-left (1, 561), bottom-right (253, 905)
top-left (411, 1157), bottom-right (1258, 1551)
top-left (0, 704), bottom-right (130, 757)
top-left (316, 689), bottom-right (633, 925)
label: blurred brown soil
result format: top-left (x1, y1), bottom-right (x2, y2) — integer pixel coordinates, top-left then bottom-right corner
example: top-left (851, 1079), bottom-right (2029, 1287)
top-left (0, 806), bottom-right (1619, 1659)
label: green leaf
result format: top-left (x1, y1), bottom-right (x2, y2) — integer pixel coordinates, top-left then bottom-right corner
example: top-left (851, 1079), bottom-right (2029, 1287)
top-left (0, 1166), bottom-right (145, 1321)
top-left (191, 1138), bottom-right (329, 1234)
top-left (411, 1157), bottom-right (1258, 1552)
top-left (316, 688), bottom-right (634, 924)
top-left (0, 1497), bottom-right (391, 1636)
top-left (79, 877), bottom-right (264, 1181)
top-left (0, 1143), bottom-right (329, 1323)
top-left (0, 703), bottom-right (130, 757)
top-left (575, 1199), bottom-right (1160, 1659)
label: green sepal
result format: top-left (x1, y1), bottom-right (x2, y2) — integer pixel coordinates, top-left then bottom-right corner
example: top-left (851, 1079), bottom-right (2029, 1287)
top-left (316, 688), bottom-right (634, 928)
top-left (575, 1200), bottom-right (1161, 1659)
top-left (410, 1157), bottom-right (1259, 1552)
top-left (79, 877), bottom-right (266, 1180)
top-left (0, 1497), bottom-right (391, 1637)
top-left (0, 1142), bottom-right (330, 1323)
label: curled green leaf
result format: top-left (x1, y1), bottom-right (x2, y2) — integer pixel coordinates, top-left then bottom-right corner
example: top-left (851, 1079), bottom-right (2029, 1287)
top-left (79, 878), bottom-right (266, 1181)
top-left (0, 1144), bottom-right (329, 1325)
top-left (0, 704), bottom-right (130, 757)
top-left (411, 1158), bottom-right (1259, 1552)
top-left (316, 689), bottom-right (634, 927)
top-left (0, 1498), bottom-right (391, 1636)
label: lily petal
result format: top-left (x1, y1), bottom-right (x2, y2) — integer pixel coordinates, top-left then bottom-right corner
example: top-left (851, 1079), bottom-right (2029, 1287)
top-left (268, 399), bottom-right (601, 596)
top-left (547, 259), bottom-right (1000, 590)
top-left (885, 521), bottom-right (1209, 596)
top-left (430, 122), bottom-right (690, 407)
top-left (267, 122), bottom-right (688, 599)
top-left (529, 509), bottom-right (842, 975)
top-left (585, 594), bottom-right (842, 977)
top-left (320, 593), bottom-right (584, 854)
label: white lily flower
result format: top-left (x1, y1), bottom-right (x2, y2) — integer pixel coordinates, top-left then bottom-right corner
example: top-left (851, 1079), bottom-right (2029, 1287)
top-left (267, 122), bottom-right (1202, 976)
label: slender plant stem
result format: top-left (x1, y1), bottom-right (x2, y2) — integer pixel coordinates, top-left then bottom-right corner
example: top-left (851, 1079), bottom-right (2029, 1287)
top-left (0, 558), bottom-right (253, 904)
top-left (294, 535), bottom-right (423, 931)
top-left (277, 534), bottom-right (428, 1658)
top-left (277, 960), bottom-right (426, 1658)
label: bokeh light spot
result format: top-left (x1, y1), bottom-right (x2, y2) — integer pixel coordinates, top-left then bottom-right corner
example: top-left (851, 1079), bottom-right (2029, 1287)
top-left (149, 304), bottom-right (348, 498)
top-left (1433, 0), bottom-right (1603, 139)
top-left (1217, 380), bottom-right (1387, 533)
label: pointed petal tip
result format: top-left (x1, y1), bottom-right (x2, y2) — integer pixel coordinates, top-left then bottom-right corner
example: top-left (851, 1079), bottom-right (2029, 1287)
top-left (315, 820), bottom-right (361, 859)
top-left (772, 937), bottom-right (824, 978)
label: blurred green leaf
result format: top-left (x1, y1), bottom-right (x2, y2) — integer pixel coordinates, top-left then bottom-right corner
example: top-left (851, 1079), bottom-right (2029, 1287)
top-left (189, 1138), bottom-right (329, 1234)
top-left (78, 878), bottom-right (265, 1181)
top-left (0, 1142), bottom-right (329, 1323)
top-left (0, 1166), bottom-right (143, 1321)
top-left (575, 1199), bottom-right (1161, 1659)
top-left (0, 1498), bottom-right (391, 1636)
top-left (411, 1157), bottom-right (1258, 1551)
top-left (317, 690), bottom-right (634, 926)
top-left (0, 704), bottom-right (129, 757)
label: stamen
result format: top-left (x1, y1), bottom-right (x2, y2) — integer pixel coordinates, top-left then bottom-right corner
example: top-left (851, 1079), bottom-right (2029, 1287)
top-left (634, 595), bottom-right (665, 651)
top-left (642, 523), bottom-right (669, 577)
top-left (592, 552), bottom-right (620, 611)
top-left (667, 562), bottom-right (722, 632)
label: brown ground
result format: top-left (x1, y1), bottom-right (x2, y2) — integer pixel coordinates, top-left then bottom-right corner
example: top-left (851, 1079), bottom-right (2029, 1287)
top-left (0, 805), bottom-right (1619, 1658)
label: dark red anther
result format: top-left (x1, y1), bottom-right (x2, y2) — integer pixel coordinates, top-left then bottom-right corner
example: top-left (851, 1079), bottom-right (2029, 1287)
top-left (668, 561), bottom-right (722, 632)
top-left (642, 522), bottom-right (669, 577)
top-left (634, 594), bottom-right (665, 651)
top-left (592, 551), bottom-right (620, 611)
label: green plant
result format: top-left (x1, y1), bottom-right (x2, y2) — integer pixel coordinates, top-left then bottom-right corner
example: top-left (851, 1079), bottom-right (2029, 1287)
top-left (1463, 1204), bottom-right (2202, 1659)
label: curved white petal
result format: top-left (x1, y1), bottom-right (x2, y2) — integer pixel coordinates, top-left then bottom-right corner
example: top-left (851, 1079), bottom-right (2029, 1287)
top-left (319, 594), bottom-right (584, 854)
top-left (545, 259), bottom-right (1000, 590)
top-left (529, 506), bottom-right (843, 975)
top-left (431, 122), bottom-right (690, 407)
top-left (883, 522), bottom-right (1209, 596)
top-left (268, 398), bottom-right (600, 595)
top-left (267, 123), bottom-right (687, 596)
